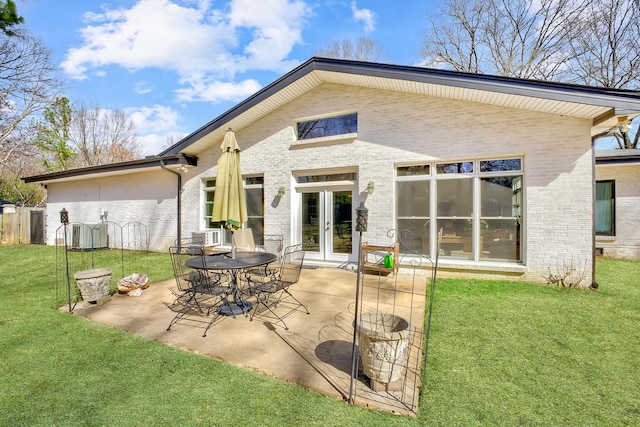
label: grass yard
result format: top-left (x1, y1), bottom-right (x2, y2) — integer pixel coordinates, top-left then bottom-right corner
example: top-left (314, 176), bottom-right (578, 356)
top-left (421, 258), bottom-right (640, 425)
top-left (0, 245), bottom-right (638, 426)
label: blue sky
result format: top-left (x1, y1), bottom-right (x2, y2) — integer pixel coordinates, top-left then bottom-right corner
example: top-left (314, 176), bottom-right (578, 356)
top-left (16, 0), bottom-right (434, 156)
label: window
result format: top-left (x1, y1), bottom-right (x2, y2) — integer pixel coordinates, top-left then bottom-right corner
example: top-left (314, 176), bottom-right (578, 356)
top-left (202, 176), bottom-right (265, 245)
top-left (395, 158), bottom-right (523, 262)
top-left (595, 180), bottom-right (615, 236)
top-left (396, 178), bottom-right (430, 255)
top-left (245, 176), bottom-right (265, 241)
top-left (296, 113), bottom-right (357, 140)
top-left (479, 175), bottom-right (521, 261)
top-left (297, 173), bottom-right (357, 183)
top-left (203, 179), bottom-right (217, 228)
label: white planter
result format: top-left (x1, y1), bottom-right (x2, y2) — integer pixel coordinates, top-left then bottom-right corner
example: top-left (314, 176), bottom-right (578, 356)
top-left (357, 312), bottom-right (411, 384)
top-left (74, 268), bottom-right (112, 302)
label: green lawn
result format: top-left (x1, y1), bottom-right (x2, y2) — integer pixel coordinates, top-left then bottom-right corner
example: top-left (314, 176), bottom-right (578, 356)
top-left (0, 245), bottom-right (638, 426)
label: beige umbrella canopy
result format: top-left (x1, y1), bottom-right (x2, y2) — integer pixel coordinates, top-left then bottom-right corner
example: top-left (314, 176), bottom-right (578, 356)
top-left (212, 128), bottom-right (248, 256)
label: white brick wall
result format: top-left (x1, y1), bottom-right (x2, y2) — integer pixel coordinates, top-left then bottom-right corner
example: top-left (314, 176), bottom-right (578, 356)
top-left (180, 83), bottom-right (594, 283)
top-left (45, 169), bottom-right (178, 251)
top-left (596, 163), bottom-right (640, 258)
top-left (47, 82), bottom-right (596, 284)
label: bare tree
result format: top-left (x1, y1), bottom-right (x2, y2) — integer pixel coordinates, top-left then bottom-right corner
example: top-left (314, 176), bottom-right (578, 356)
top-left (70, 106), bottom-right (140, 166)
top-left (422, 0), bottom-right (640, 148)
top-left (315, 37), bottom-right (383, 62)
top-left (422, 0), bottom-right (486, 73)
top-left (423, 0), bottom-right (589, 80)
top-left (568, 0), bottom-right (640, 149)
top-left (0, 30), bottom-right (62, 167)
top-left (568, 0), bottom-right (640, 90)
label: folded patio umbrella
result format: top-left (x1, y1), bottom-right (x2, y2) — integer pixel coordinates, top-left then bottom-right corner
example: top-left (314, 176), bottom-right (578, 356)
top-left (212, 128), bottom-right (248, 257)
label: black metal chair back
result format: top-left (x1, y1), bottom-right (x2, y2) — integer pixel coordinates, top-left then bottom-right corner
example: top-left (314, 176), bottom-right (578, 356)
top-left (167, 245), bottom-right (210, 331)
top-left (249, 244), bottom-right (309, 330)
top-left (278, 244), bottom-right (304, 286)
top-left (261, 234), bottom-right (284, 257)
top-left (174, 236), bottom-right (204, 249)
top-left (169, 245), bottom-right (207, 292)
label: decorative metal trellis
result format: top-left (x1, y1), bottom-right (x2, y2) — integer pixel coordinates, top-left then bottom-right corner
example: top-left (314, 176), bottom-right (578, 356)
top-left (55, 221), bottom-right (149, 311)
top-left (347, 222), bottom-right (442, 415)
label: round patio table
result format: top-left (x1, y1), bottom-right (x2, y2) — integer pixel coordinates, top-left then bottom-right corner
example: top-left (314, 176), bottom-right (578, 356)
top-left (186, 251), bottom-right (277, 316)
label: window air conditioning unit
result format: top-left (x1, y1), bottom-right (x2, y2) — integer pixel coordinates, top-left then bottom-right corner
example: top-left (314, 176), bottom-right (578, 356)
top-left (192, 230), bottom-right (221, 246)
top-left (71, 224), bottom-right (109, 250)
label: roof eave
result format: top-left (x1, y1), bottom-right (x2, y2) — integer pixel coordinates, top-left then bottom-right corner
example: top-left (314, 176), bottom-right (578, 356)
top-left (22, 154), bottom-right (198, 184)
top-left (159, 57), bottom-right (640, 156)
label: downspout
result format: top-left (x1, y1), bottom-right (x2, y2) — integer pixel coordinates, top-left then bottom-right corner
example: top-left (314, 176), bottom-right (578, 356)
top-left (590, 134), bottom-right (605, 289)
top-left (160, 161), bottom-right (182, 243)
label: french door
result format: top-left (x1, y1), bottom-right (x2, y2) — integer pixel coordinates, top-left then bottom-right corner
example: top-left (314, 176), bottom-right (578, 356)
top-left (300, 189), bottom-right (354, 262)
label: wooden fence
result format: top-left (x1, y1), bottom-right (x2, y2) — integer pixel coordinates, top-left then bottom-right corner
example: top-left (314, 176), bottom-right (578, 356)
top-left (0, 205), bottom-right (46, 245)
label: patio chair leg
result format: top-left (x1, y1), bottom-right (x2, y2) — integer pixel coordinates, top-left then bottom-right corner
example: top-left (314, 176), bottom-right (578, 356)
top-left (281, 289), bottom-right (310, 315)
top-left (167, 295), bottom-right (194, 331)
top-left (250, 296), bottom-right (290, 330)
top-left (166, 288), bottom-right (209, 331)
top-left (202, 310), bottom-right (222, 337)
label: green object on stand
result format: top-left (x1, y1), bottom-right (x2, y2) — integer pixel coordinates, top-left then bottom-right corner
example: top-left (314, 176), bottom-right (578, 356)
top-left (383, 253), bottom-right (394, 269)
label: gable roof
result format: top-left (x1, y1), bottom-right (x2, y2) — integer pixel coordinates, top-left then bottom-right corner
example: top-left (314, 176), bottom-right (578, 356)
top-left (161, 56), bottom-right (640, 156)
top-left (24, 57), bottom-right (640, 184)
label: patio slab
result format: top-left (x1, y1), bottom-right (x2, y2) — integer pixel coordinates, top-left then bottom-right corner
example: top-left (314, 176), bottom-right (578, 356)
top-left (67, 266), bottom-right (428, 416)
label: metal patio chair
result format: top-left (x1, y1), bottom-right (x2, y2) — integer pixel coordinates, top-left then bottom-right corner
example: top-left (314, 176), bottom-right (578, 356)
top-left (245, 234), bottom-right (284, 280)
top-left (174, 236), bottom-right (204, 247)
top-left (247, 244), bottom-right (310, 330)
top-left (166, 245), bottom-right (228, 331)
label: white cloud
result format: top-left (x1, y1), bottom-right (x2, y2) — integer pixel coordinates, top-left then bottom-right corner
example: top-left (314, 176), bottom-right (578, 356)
top-left (61, 0), bottom-right (312, 104)
top-left (134, 81), bottom-right (153, 94)
top-left (228, 0), bottom-right (311, 71)
top-left (175, 77), bottom-right (262, 103)
top-left (125, 104), bottom-right (185, 155)
top-left (350, 1), bottom-right (375, 33)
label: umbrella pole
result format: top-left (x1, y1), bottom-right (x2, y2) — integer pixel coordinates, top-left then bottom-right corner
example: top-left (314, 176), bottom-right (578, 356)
top-left (231, 230), bottom-right (236, 259)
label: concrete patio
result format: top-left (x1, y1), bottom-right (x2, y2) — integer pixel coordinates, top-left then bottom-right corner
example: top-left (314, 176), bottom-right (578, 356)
top-left (68, 266), bottom-right (428, 416)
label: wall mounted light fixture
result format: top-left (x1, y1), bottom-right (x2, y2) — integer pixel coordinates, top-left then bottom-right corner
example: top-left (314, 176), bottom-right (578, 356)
top-left (278, 186), bottom-right (286, 197)
top-left (177, 165), bottom-right (190, 173)
top-left (366, 181), bottom-right (375, 195)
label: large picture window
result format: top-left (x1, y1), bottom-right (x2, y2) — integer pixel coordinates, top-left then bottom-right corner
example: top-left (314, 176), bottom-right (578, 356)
top-left (396, 158), bottom-right (523, 262)
top-left (595, 180), bottom-right (615, 236)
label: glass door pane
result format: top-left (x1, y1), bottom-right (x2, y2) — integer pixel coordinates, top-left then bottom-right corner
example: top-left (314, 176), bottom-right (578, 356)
top-left (302, 192), bottom-right (320, 252)
top-left (332, 190), bottom-right (352, 254)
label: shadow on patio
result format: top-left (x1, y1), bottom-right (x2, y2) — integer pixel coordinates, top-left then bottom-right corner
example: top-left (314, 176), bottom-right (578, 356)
top-left (68, 266), bottom-right (428, 416)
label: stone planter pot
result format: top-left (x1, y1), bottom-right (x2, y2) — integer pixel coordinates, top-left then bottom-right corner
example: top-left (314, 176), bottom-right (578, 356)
top-left (74, 268), bottom-right (112, 302)
top-left (357, 312), bottom-right (411, 384)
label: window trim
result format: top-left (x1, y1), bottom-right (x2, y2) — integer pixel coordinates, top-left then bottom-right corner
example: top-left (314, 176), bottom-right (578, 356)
top-left (201, 175), bottom-right (265, 245)
top-left (595, 179), bottom-right (615, 236)
top-left (395, 157), bottom-right (524, 263)
top-left (294, 111), bottom-right (358, 144)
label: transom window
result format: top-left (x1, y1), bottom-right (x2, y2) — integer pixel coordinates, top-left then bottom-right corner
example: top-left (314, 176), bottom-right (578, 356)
top-left (296, 112), bottom-right (357, 140)
top-left (296, 173), bottom-right (357, 183)
top-left (396, 158), bottom-right (523, 262)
